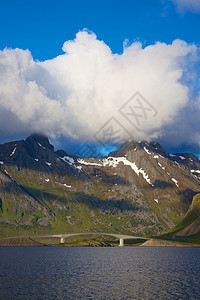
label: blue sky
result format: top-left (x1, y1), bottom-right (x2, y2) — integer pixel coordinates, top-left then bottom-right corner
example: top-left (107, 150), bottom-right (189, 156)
top-left (0, 0), bottom-right (200, 156)
top-left (1, 0), bottom-right (200, 61)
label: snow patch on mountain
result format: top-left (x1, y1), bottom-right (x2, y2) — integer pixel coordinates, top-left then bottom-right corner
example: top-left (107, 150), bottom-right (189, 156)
top-left (60, 156), bottom-right (75, 165)
top-left (79, 156), bottom-right (153, 186)
top-left (78, 159), bottom-right (102, 166)
top-left (172, 178), bottom-right (179, 187)
top-left (143, 147), bottom-right (151, 155)
top-left (76, 166), bottom-right (82, 171)
top-left (59, 155), bottom-right (83, 171)
top-left (37, 142), bottom-right (46, 149)
top-left (10, 147), bottom-right (16, 157)
top-left (158, 162), bottom-right (165, 170)
top-left (63, 184), bottom-right (71, 188)
top-left (191, 170), bottom-right (200, 174)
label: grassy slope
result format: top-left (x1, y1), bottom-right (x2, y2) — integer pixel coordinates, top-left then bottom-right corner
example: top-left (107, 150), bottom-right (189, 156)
top-left (160, 193), bottom-right (200, 243)
top-left (0, 165), bottom-right (161, 237)
top-left (1, 162), bottom-right (199, 239)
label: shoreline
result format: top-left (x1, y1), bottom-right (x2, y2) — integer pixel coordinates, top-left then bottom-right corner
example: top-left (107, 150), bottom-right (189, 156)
top-left (0, 237), bottom-right (199, 247)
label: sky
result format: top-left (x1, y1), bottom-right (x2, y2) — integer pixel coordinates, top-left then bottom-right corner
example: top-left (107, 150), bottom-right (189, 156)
top-left (0, 0), bottom-right (200, 156)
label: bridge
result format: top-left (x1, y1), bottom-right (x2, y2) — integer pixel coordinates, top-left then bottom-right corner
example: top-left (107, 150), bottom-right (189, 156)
top-left (31, 232), bottom-right (150, 246)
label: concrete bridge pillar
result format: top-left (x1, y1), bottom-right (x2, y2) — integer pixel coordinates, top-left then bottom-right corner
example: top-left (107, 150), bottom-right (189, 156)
top-left (60, 237), bottom-right (65, 244)
top-left (119, 238), bottom-right (124, 247)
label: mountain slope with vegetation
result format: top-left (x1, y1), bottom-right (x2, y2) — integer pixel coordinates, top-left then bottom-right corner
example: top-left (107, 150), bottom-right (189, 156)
top-left (161, 193), bottom-right (200, 243)
top-left (0, 134), bottom-right (200, 238)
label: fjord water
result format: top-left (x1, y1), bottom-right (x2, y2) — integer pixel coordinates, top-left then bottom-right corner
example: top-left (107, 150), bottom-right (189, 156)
top-left (0, 247), bottom-right (200, 299)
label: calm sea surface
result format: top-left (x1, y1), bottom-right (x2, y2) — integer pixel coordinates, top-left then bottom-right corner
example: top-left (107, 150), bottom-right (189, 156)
top-left (0, 246), bottom-right (200, 299)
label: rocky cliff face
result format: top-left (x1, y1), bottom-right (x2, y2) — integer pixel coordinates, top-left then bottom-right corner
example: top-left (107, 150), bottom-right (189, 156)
top-left (0, 135), bottom-right (200, 237)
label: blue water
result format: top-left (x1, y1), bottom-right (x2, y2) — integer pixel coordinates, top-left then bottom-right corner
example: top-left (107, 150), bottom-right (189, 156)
top-left (0, 247), bottom-right (200, 299)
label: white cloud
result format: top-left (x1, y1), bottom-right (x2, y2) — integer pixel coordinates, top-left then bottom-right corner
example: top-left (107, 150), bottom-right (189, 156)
top-left (0, 30), bottom-right (199, 150)
top-left (170, 0), bottom-right (200, 13)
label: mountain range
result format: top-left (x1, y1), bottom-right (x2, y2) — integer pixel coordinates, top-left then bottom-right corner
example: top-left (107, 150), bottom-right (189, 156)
top-left (0, 134), bottom-right (200, 241)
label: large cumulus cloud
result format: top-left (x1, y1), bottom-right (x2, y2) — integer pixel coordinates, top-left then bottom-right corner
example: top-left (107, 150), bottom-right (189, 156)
top-left (0, 30), bottom-right (199, 151)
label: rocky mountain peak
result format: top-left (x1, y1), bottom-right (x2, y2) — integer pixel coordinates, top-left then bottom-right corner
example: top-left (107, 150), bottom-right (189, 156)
top-left (25, 133), bottom-right (54, 152)
top-left (108, 139), bottom-right (166, 158)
